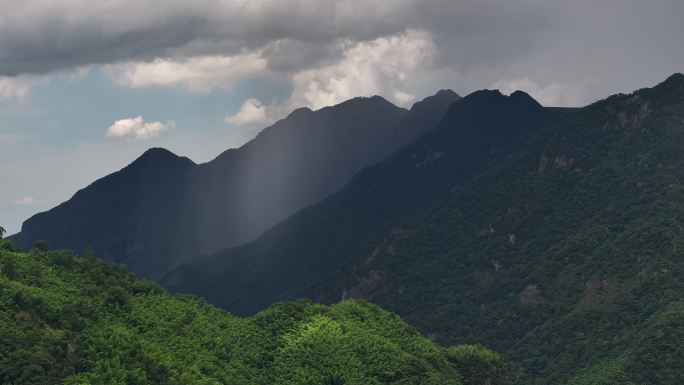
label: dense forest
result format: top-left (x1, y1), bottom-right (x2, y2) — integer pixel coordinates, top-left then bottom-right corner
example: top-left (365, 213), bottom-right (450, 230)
top-left (165, 73), bottom-right (684, 384)
top-left (0, 243), bottom-right (505, 385)
top-left (307, 74), bottom-right (684, 384)
top-left (1, 0), bottom-right (681, 384)
top-left (5, 74), bottom-right (684, 385)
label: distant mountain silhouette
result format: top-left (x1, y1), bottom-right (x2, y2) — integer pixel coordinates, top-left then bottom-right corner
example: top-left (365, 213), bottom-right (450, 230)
top-left (11, 91), bottom-right (460, 279)
top-left (162, 89), bottom-right (570, 315)
top-left (166, 73), bottom-right (684, 385)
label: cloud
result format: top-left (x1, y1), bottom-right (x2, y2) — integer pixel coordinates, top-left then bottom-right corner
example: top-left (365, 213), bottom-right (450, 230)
top-left (289, 29), bottom-right (436, 110)
top-left (0, 0), bottom-right (561, 78)
top-left (225, 98), bottom-right (268, 125)
top-left (0, 75), bottom-right (46, 103)
top-left (14, 196), bottom-right (39, 205)
top-left (109, 53), bottom-right (267, 93)
top-left (106, 116), bottom-right (174, 140)
top-left (491, 77), bottom-right (592, 107)
top-left (0, 0), bottom-right (425, 77)
top-left (0, 0), bottom-right (679, 110)
top-left (219, 29), bottom-right (437, 124)
top-left (111, 29), bottom-right (436, 112)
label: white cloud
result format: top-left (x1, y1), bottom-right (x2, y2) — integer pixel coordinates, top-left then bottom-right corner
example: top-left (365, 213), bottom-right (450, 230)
top-left (109, 29), bottom-right (437, 116)
top-left (109, 53), bottom-right (267, 93)
top-left (14, 196), bottom-right (39, 205)
top-left (106, 116), bottom-right (174, 140)
top-left (225, 98), bottom-right (268, 125)
top-left (289, 29), bottom-right (436, 109)
top-left (218, 29), bottom-right (439, 126)
top-left (0, 75), bottom-right (45, 102)
top-left (491, 77), bottom-right (592, 107)
top-left (0, 0), bottom-right (441, 76)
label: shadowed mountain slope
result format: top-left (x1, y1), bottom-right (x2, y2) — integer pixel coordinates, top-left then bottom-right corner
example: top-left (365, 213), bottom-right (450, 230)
top-left (162, 89), bottom-right (569, 315)
top-left (304, 74), bottom-right (684, 384)
top-left (12, 91), bottom-right (459, 279)
top-left (168, 74), bottom-right (684, 384)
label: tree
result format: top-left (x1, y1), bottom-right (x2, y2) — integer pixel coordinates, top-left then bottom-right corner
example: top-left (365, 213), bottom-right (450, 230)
top-left (33, 240), bottom-right (49, 252)
top-left (0, 226), bottom-right (5, 239)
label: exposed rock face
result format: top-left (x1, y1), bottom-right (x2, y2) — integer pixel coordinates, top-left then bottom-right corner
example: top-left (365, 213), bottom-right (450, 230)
top-left (518, 283), bottom-right (547, 305)
top-left (342, 270), bottom-right (383, 300)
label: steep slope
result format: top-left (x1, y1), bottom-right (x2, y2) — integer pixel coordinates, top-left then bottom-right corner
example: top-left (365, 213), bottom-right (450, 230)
top-left (12, 91), bottom-right (459, 279)
top-left (10, 148), bottom-right (196, 277)
top-left (0, 246), bottom-right (505, 385)
top-left (303, 73), bottom-right (684, 384)
top-left (186, 91), bottom-right (460, 255)
top-left (162, 89), bottom-right (570, 315)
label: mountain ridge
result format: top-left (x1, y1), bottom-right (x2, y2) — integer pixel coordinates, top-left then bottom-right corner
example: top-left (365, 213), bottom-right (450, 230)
top-left (302, 73), bottom-right (684, 384)
top-left (161, 88), bottom-right (569, 315)
top-left (0, 245), bottom-right (505, 385)
top-left (11, 90), bottom-right (460, 279)
top-left (164, 74), bottom-right (684, 384)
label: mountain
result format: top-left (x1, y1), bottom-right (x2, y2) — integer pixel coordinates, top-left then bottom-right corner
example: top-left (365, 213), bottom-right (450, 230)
top-left (161, 89), bottom-right (570, 315)
top-left (304, 74), bottom-right (684, 384)
top-left (11, 91), bottom-right (459, 279)
top-left (10, 148), bottom-right (196, 279)
top-left (183, 91), bottom-right (459, 256)
top-left (164, 74), bottom-right (684, 384)
top-left (0, 245), bottom-right (505, 385)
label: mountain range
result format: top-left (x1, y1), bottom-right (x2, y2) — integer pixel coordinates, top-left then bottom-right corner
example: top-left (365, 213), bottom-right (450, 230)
top-left (11, 90), bottom-right (459, 279)
top-left (161, 89), bottom-right (571, 315)
top-left (7, 73), bottom-right (684, 384)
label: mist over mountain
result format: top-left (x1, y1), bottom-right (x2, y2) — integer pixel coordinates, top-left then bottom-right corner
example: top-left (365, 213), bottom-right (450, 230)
top-left (305, 74), bottom-right (684, 384)
top-left (166, 74), bottom-right (684, 384)
top-left (2, 1), bottom-right (683, 384)
top-left (162, 88), bottom-right (570, 315)
top-left (8, 72), bottom-right (684, 384)
top-left (11, 91), bottom-right (460, 279)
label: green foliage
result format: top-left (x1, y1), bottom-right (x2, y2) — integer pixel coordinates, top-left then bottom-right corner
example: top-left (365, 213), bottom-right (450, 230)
top-left (446, 345), bottom-right (506, 385)
top-left (163, 89), bottom-right (564, 316)
top-left (1, 239), bottom-right (17, 252)
top-left (0, 248), bottom-right (499, 385)
top-left (304, 74), bottom-right (684, 384)
top-left (32, 240), bottom-right (49, 252)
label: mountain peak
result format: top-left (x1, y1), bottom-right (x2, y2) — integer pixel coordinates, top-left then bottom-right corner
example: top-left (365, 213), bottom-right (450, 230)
top-left (408, 89), bottom-right (461, 113)
top-left (656, 73), bottom-right (684, 95)
top-left (434, 89), bottom-right (460, 98)
top-left (510, 90), bottom-right (543, 107)
top-left (340, 94), bottom-right (396, 108)
top-left (286, 106), bottom-right (313, 119)
top-left (664, 72), bottom-right (684, 85)
top-left (439, 88), bottom-right (543, 125)
top-left (130, 147), bottom-right (195, 168)
top-left (456, 89), bottom-right (506, 107)
top-left (140, 147), bottom-right (178, 158)
top-left (461, 88), bottom-right (542, 109)
top-left (648, 72), bottom-right (684, 95)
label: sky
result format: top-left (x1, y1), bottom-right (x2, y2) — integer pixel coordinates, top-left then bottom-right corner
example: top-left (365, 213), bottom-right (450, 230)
top-left (1, 0), bottom-right (683, 234)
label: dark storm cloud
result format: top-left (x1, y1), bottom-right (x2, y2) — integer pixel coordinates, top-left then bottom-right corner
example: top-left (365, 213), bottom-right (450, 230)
top-left (1, 0), bottom-right (682, 106)
top-left (0, 0), bottom-right (550, 76)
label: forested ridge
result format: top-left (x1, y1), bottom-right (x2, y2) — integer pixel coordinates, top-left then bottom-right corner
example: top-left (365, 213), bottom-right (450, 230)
top-left (308, 74), bottom-right (684, 384)
top-left (0, 243), bottom-right (504, 385)
top-left (5, 74), bottom-right (684, 385)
